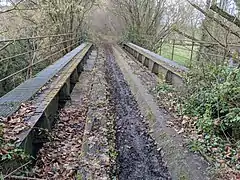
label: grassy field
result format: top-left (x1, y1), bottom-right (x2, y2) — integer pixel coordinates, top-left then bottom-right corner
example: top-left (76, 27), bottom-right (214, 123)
top-left (159, 43), bottom-right (198, 67)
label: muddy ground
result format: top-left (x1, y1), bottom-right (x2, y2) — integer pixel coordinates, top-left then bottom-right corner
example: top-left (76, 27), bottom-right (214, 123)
top-left (28, 45), bottom-right (171, 180)
top-left (105, 45), bottom-right (171, 180)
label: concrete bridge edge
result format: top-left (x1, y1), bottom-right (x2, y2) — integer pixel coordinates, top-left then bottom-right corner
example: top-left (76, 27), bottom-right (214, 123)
top-left (112, 44), bottom-right (210, 180)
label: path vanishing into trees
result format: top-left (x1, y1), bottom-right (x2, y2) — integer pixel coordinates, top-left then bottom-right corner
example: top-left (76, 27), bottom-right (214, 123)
top-left (1, 0), bottom-right (240, 180)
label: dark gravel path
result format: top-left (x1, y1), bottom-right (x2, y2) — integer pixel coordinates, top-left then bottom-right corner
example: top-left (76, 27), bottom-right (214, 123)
top-left (105, 45), bottom-right (171, 180)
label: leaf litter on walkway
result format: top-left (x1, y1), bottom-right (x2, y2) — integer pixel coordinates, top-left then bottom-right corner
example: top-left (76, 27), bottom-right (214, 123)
top-left (1, 81), bottom-right (54, 147)
top-left (0, 103), bottom-right (36, 161)
top-left (33, 103), bottom-right (88, 179)
top-left (1, 103), bottom-right (36, 140)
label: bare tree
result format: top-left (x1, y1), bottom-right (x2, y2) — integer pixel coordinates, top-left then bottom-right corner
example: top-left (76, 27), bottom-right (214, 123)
top-left (0, 0), bottom-right (95, 95)
top-left (111, 0), bottom-right (172, 50)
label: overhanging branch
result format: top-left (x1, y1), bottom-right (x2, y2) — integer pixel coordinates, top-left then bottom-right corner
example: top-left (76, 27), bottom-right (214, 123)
top-left (186, 0), bottom-right (240, 39)
top-left (210, 4), bottom-right (240, 28)
top-left (0, 0), bottom-right (24, 14)
top-left (174, 28), bottom-right (200, 42)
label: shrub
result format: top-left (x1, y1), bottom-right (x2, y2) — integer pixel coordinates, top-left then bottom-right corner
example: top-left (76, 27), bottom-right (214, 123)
top-left (183, 64), bottom-right (240, 138)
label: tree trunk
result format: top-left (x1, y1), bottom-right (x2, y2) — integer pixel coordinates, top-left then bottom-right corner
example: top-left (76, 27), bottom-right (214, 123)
top-left (197, 0), bottom-right (212, 61)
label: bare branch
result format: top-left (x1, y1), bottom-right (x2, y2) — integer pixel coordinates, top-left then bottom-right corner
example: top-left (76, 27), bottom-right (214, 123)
top-left (174, 28), bottom-right (200, 42)
top-left (0, 0), bottom-right (24, 14)
top-left (186, 0), bottom-right (240, 38)
top-left (202, 24), bottom-right (225, 47)
top-left (0, 42), bottom-right (13, 52)
top-left (210, 4), bottom-right (240, 28)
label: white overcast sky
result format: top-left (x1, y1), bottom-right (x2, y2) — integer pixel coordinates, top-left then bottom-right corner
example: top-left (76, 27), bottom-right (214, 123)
top-left (0, 0), bottom-right (11, 6)
top-left (0, 0), bottom-right (238, 15)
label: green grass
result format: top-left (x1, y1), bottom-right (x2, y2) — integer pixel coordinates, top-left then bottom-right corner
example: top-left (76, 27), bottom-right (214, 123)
top-left (158, 43), bottom-right (198, 67)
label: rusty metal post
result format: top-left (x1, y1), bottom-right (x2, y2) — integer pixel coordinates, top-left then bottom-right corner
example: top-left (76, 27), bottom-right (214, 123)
top-left (27, 39), bottom-right (34, 79)
top-left (190, 41), bottom-right (194, 68)
top-left (49, 37), bottom-right (54, 64)
top-left (171, 39), bottom-right (175, 60)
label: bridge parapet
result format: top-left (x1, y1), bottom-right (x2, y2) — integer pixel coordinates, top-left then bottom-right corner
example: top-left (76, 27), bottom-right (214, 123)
top-left (123, 42), bottom-right (189, 87)
top-left (0, 43), bottom-right (92, 117)
top-left (0, 43), bottom-right (92, 157)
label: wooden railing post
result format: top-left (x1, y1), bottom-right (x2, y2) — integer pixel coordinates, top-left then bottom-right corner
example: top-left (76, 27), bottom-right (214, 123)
top-left (190, 41), bottom-right (194, 68)
top-left (171, 39), bottom-right (175, 60)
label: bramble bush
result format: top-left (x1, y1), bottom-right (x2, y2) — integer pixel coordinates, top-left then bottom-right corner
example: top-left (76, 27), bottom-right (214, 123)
top-left (156, 63), bottom-right (240, 169)
top-left (183, 64), bottom-right (240, 138)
